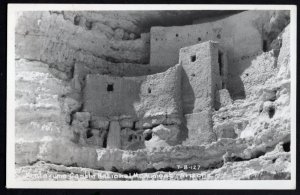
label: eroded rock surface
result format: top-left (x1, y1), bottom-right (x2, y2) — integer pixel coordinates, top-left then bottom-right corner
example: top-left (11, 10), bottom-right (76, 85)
top-left (14, 11), bottom-right (291, 180)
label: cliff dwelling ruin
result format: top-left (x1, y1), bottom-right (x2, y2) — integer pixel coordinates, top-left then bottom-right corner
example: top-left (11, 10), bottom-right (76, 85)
top-left (73, 40), bottom-right (226, 150)
top-left (13, 9), bottom-right (292, 180)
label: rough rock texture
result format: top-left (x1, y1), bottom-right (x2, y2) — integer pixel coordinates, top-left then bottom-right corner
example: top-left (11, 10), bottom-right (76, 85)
top-left (15, 59), bottom-right (73, 140)
top-left (15, 11), bottom-right (291, 180)
top-left (16, 143), bottom-right (290, 180)
top-left (145, 124), bottom-right (180, 149)
top-left (213, 25), bottom-right (291, 157)
top-left (215, 89), bottom-right (232, 108)
top-left (15, 11), bottom-right (239, 81)
top-left (15, 59), bottom-right (77, 165)
top-left (16, 11), bottom-right (151, 82)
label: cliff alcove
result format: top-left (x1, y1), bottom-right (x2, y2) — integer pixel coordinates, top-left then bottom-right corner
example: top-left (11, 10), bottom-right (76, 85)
top-left (14, 10), bottom-right (291, 180)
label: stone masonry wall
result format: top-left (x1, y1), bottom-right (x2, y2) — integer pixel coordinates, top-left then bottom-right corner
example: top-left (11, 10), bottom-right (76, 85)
top-left (71, 61), bottom-right (168, 92)
top-left (179, 41), bottom-right (223, 114)
top-left (179, 41), bottom-right (223, 146)
top-left (150, 11), bottom-right (275, 99)
top-left (83, 64), bottom-right (182, 120)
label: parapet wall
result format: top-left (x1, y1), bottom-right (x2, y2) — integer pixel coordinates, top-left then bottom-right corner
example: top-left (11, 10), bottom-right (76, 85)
top-left (72, 61), bottom-right (170, 91)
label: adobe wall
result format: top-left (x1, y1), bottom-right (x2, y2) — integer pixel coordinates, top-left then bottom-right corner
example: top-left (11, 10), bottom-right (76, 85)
top-left (83, 64), bottom-right (182, 120)
top-left (179, 41), bottom-right (223, 146)
top-left (150, 11), bottom-right (273, 98)
top-left (72, 61), bottom-right (168, 91)
top-left (183, 111), bottom-right (216, 146)
top-left (83, 74), bottom-right (141, 117)
top-left (179, 41), bottom-right (224, 114)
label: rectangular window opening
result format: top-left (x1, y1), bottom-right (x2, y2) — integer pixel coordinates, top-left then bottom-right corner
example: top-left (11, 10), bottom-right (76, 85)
top-left (191, 55), bottom-right (196, 62)
top-left (218, 51), bottom-right (223, 76)
top-left (107, 83), bottom-right (114, 92)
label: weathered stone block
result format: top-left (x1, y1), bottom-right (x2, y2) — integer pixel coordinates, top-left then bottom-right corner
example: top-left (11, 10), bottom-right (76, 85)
top-left (150, 115), bottom-right (166, 126)
top-left (144, 124), bottom-right (180, 150)
top-left (129, 33), bottom-right (136, 40)
top-left (62, 97), bottom-right (81, 114)
top-left (72, 112), bottom-right (91, 128)
top-left (86, 129), bottom-right (105, 147)
top-left (107, 121), bottom-right (121, 149)
top-left (121, 128), bottom-right (145, 150)
top-left (72, 74), bottom-right (82, 91)
top-left (74, 112), bottom-right (91, 121)
top-left (214, 123), bottom-right (237, 139)
top-left (152, 124), bottom-right (179, 142)
top-left (119, 118), bottom-right (134, 129)
top-left (71, 124), bottom-right (88, 145)
top-left (184, 110), bottom-right (216, 145)
top-left (72, 120), bottom-right (86, 131)
top-left (114, 28), bottom-right (125, 40)
top-left (135, 119), bottom-right (152, 129)
top-left (90, 116), bottom-right (109, 130)
top-left (218, 89), bottom-right (233, 107)
top-left (144, 136), bottom-right (170, 150)
top-left (260, 89), bottom-right (277, 102)
top-left (163, 117), bottom-right (182, 125)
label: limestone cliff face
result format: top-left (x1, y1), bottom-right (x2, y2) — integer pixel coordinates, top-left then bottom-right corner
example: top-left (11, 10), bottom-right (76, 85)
top-left (15, 11), bottom-right (240, 80)
top-left (16, 11), bottom-right (150, 81)
top-left (15, 11), bottom-right (291, 180)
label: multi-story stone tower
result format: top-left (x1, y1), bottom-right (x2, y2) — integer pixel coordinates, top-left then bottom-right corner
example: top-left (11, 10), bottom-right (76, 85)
top-left (179, 41), bottom-right (227, 145)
